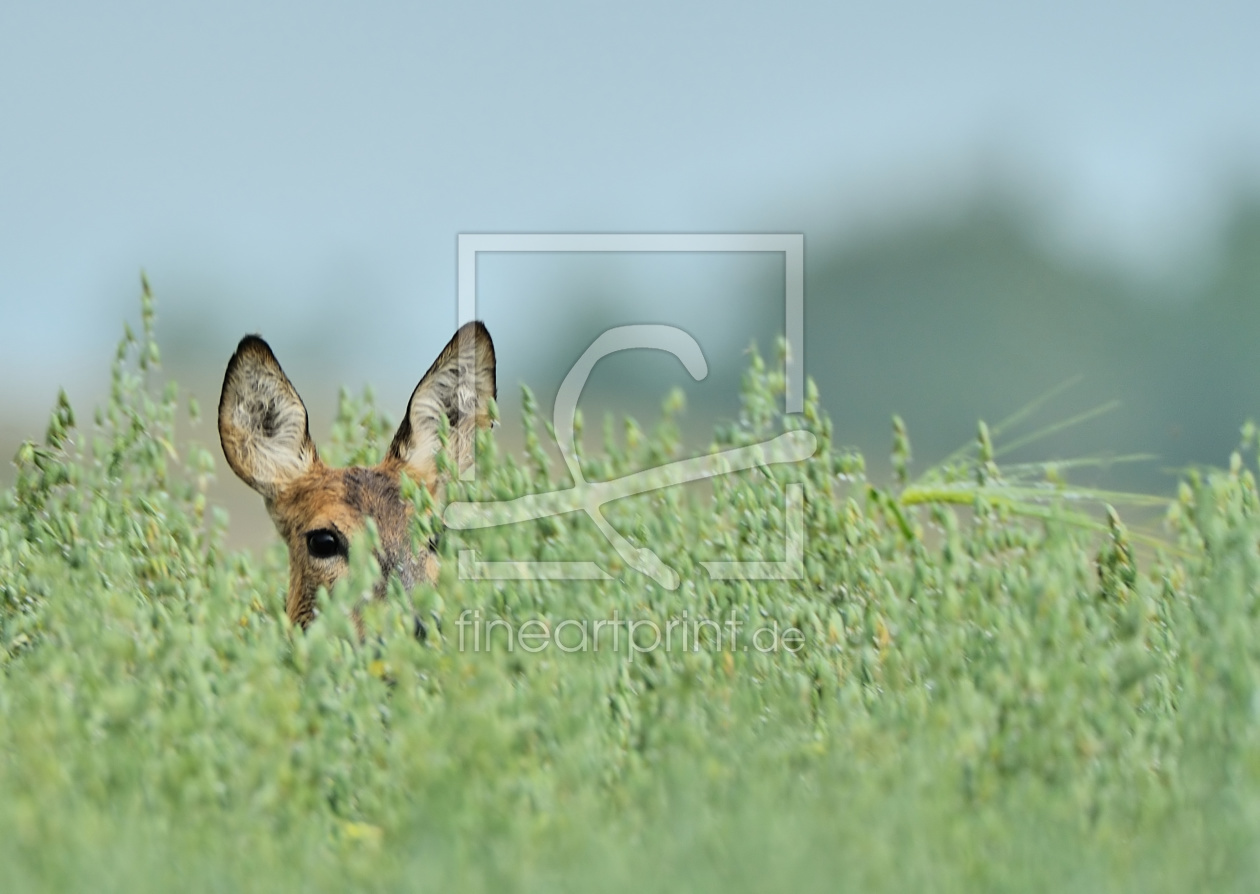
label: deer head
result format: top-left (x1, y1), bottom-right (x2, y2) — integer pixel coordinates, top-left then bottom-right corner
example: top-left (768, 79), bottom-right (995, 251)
top-left (218, 322), bottom-right (495, 628)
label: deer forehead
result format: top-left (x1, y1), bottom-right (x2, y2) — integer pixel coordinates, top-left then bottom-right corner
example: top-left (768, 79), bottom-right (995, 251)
top-left (269, 464), bottom-right (415, 542)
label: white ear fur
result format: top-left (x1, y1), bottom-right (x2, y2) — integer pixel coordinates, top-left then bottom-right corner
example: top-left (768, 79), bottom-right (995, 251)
top-left (218, 335), bottom-right (318, 500)
top-left (387, 321), bottom-right (496, 488)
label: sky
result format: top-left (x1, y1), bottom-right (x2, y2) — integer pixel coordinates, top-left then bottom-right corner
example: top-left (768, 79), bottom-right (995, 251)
top-left (2, 1), bottom-right (1258, 433)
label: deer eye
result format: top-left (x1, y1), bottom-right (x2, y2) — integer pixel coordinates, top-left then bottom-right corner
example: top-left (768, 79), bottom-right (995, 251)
top-left (305, 528), bottom-right (346, 560)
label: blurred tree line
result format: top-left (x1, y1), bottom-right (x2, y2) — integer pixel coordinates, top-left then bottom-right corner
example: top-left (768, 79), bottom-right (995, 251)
top-left (805, 194), bottom-right (1260, 492)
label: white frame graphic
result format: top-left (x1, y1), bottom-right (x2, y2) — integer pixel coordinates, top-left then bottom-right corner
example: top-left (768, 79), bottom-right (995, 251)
top-left (446, 233), bottom-right (808, 586)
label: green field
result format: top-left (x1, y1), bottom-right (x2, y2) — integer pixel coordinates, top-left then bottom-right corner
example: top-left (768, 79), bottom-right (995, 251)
top-left (5, 289), bottom-right (1260, 892)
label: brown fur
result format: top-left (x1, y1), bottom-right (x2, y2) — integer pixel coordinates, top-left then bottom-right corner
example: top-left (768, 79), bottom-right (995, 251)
top-left (218, 323), bottom-right (495, 628)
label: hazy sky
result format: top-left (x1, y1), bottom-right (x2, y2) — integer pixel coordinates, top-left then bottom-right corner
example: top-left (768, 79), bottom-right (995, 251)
top-left (2, 1), bottom-right (1258, 422)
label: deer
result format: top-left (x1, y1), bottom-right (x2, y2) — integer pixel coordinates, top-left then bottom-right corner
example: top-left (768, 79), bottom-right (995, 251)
top-left (218, 322), bottom-right (495, 630)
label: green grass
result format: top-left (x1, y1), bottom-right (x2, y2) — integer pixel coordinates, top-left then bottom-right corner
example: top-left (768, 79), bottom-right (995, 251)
top-left (5, 283), bottom-right (1260, 891)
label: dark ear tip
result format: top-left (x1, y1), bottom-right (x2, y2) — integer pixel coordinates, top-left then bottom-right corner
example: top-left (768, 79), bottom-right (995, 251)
top-left (233, 334), bottom-right (274, 358)
top-left (459, 320), bottom-right (493, 346)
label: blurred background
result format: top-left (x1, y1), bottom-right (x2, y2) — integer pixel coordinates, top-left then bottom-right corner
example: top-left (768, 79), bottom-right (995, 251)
top-left (3, 1), bottom-right (1259, 544)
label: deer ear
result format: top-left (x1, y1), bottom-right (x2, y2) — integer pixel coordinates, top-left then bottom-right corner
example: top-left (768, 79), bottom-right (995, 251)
top-left (218, 335), bottom-right (318, 500)
top-left (387, 321), bottom-right (496, 489)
